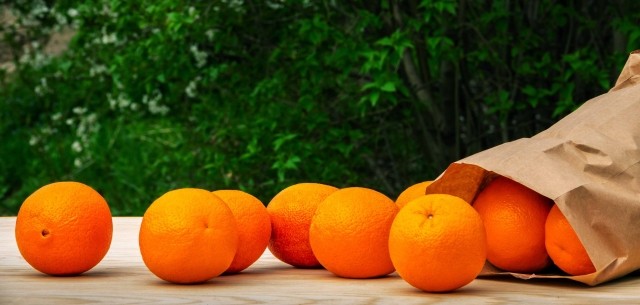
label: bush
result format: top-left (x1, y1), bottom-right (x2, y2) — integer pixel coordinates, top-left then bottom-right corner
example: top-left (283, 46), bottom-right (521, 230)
top-left (1, 1), bottom-right (639, 215)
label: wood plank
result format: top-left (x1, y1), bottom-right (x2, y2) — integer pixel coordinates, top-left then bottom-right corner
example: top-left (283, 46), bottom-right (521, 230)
top-left (1, 217), bottom-right (640, 304)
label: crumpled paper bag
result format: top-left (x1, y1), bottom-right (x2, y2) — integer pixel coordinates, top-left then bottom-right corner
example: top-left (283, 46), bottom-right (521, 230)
top-left (428, 51), bottom-right (640, 286)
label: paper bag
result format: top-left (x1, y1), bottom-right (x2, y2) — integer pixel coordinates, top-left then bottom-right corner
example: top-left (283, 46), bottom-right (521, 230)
top-left (427, 51), bottom-right (640, 286)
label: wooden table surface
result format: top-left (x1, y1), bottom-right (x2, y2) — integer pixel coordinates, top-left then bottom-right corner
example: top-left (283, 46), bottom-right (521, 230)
top-left (1, 217), bottom-right (640, 304)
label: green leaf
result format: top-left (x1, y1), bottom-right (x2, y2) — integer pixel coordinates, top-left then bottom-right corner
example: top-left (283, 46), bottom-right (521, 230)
top-left (369, 91), bottom-right (380, 106)
top-left (283, 155), bottom-right (301, 169)
top-left (380, 81), bottom-right (396, 92)
top-left (375, 36), bottom-right (393, 47)
top-left (521, 85), bottom-right (537, 97)
top-left (273, 133), bottom-right (298, 151)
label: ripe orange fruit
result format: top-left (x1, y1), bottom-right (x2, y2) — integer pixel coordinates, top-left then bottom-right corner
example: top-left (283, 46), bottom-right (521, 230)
top-left (395, 181), bottom-right (432, 209)
top-left (389, 194), bottom-right (486, 292)
top-left (15, 181), bottom-right (112, 275)
top-left (139, 188), bottom-right (238, 284)
top-left (266, 183), bottom-right (338, 268)
top-left (309, 187), bottom-right (398, 278)
top-left (473, 176), bottom-right (553, 273)
top-left (545, 204), bottom-right (596, 276)
top-left (212, 189), bottom-right (271, 274)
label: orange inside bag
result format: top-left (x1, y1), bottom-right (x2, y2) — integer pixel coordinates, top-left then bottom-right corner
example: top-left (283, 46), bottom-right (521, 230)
top-left (421, 52), bottom-right (640, 285)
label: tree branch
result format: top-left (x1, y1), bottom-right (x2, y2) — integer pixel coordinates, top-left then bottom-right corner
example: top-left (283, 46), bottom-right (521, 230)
top-left (391, 1), bottom-right (444, 130)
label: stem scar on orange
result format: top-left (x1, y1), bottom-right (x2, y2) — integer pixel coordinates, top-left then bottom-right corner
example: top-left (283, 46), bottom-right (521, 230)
top-left (15, 181), bottom-right (113, 276)
top-left (389, 194), bottom-right (487, 292)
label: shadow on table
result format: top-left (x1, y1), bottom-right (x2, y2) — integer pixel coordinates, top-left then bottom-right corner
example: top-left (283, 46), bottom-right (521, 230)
top-left (14, 269), bottom-right (132, 280)
top-left (478, 271), bottom-right (640, 289)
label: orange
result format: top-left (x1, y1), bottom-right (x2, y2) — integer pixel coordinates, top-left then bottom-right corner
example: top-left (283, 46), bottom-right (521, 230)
top-left (266, 183), bottom-right (338, 268)
top-left (395, 181), bottom-right (432, 209)
top-left (212, 190), bottom-right (271, 274)
top-left (139, 188), bottom-right (238, 284)
top-left (389, 194), bottom-right (486, 292)
top-left (473, 176), bottom-right (553, 273)
top-left (15, 181), bottom-right (112, 275)
top-left (309, 187), bottom-right (398, 278)
top-left (545, 204), bottom-right (596, 276)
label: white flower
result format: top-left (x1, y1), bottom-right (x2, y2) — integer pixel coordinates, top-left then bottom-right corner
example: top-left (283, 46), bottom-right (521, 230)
top-left (189, 45), bottom-right (208, 68)
top-left (74, 158), bottom-right (83, 168)
top-left (188, 6), bottom-right (196, 16)
top-left (101, 4), bottom-right (118, 18)
top-left (86, 113), bottom-right (97, 124)
top-left (108, 93), bottom-right (132, 110)
top-left (143, 91), bottom-right (168, 115)
top-left (266, 0), bottom-right (284, 9)
top-left (29, 1), bottom-right (49, 18)
top-left (185, 78), bottom-right (199, 98)
top-left (73, 107), bottom-right (87, 115)
top-left (101, 27), bottom-right (118, 44)
top-left (33, 80), bottom-right (46, 96)
top-left (205, 29), bottom-right (216, 41)
top-left (148, 101), bottom-right (169, 115)
top-left (29, 136), bottom-right (40, 146)
top-left (34, 86), bottom-right (45, 96)
top-left (107, 93), bottom-right (116, 109)
top-left (101, 33), bottom-right (117, 44)
top-left (71, 141), bottom-right (83, 153)
top-left (51, 112), bottom-right (62, 121)
top-left (226, 0), bottom-right (245, 11)
top-left (41, 126), bottom-right (55, 135)
top-left (89, 64), bottom-right (108, 76)
top-left (67, 8), bottom-right (79, 17)
top-left (54, 12), bottom-right (69, 26)
top-left (119, 94), bottom-right (131, 109)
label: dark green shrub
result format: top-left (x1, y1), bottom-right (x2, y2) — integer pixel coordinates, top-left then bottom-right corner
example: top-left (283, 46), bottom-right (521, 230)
top-left (1, 1), bottom-right (638, 215)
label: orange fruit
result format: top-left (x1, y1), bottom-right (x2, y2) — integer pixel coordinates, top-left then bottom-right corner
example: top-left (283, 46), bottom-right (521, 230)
top-left (266, 183), bottom-right (338, 268)
top-left (15, 181), bottom-right (112, 275)
top-left (212, 190), bottom-right (271, 274)
top-left (545, 204), bottom-right (596, 276)
top-left (389, 194), bottom-right (486, 292)
top-left (309, 187), bottom-right (398, 278)
top-left (473, 176), bottom-right (553, 273)
top-left (395, 181), bottom-right (432, 209)
top-left (139, 188), bottom-right (238, 284)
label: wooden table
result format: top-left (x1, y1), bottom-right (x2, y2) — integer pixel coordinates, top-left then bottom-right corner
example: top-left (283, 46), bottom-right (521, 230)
top-left (1, 217), bottom-right (640, 304)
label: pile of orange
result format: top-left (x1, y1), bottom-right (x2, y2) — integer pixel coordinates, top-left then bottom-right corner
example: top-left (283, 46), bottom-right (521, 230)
top-left (472, 176), bottom-right (595, 276)
top-left (13, 175), bottom-right (596, 291)
top-left (138, 188), bottom-right (272, 283)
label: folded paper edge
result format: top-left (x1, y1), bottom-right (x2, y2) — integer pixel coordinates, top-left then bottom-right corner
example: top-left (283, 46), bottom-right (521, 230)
top-left (611, 50), bottom-right (640, 92)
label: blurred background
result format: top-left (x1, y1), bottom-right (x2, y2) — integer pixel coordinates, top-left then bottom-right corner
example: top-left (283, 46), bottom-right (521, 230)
top-left (1, 1), bottom-right (638, 215)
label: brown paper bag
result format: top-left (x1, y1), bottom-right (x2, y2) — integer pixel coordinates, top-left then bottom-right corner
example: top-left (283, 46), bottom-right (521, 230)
top-left (428, 51), bottom-right (640, 286)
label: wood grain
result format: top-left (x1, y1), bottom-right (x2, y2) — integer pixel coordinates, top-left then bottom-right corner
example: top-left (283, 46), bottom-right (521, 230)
top-left (1, 217), bottom-right (640, 304)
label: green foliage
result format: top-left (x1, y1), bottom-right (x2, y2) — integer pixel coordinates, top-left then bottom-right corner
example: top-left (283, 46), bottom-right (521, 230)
top-left (1, 0), bottom-right (639, 215)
